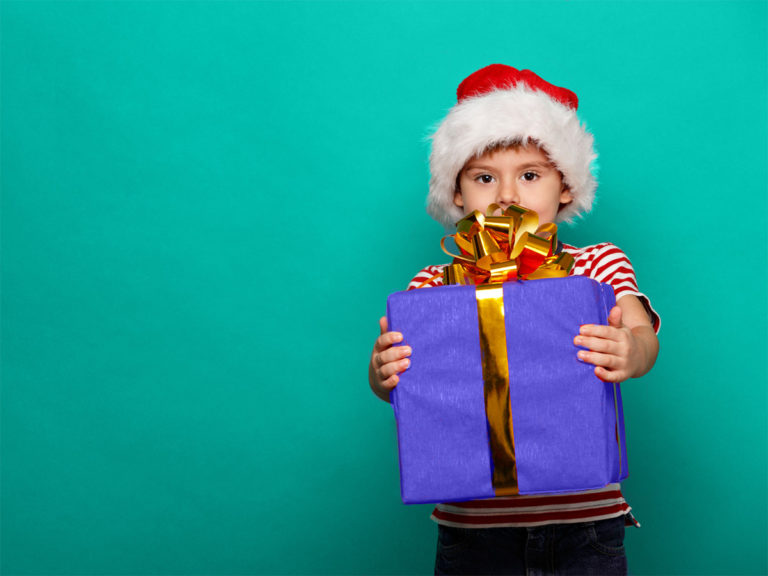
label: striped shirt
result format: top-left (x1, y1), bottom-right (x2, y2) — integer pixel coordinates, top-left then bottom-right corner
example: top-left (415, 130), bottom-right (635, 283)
top-left (406, 242), bottom-right (660, 528)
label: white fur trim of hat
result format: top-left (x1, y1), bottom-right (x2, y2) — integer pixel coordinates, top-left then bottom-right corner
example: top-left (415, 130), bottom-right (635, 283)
top-left (427, 64), bottom-right (597, 229)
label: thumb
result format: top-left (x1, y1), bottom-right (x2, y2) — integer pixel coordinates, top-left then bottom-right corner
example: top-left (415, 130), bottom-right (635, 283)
top-left (379, 316), bottom-right (388, 334)
top-left (607, 306), bottom-right (623, 328)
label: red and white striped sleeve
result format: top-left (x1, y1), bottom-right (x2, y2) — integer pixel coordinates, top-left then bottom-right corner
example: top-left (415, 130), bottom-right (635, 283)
top-left (564, 242), bottom-right (660, 333)
top-left (406, 264), bottom-right (446, 290)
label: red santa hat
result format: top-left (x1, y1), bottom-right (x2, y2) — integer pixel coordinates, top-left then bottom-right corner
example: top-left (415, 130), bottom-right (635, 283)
top-left (427, 64), bottom-right (597, 228)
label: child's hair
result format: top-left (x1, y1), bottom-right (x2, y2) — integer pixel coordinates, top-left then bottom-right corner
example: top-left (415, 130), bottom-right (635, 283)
top-left (427, 65), bottom-right (597, 229)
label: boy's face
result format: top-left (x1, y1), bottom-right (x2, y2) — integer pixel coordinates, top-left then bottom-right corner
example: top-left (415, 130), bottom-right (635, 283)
top-left (453, 145), bottom-right (573, 225)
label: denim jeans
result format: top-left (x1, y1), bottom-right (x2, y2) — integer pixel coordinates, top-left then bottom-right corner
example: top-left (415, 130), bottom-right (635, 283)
top-left (434, 515), bottom-right (627, 575)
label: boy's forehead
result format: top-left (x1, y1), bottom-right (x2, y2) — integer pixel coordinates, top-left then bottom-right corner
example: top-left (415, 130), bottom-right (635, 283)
top-left (468, 144), bottom-right (555, 165)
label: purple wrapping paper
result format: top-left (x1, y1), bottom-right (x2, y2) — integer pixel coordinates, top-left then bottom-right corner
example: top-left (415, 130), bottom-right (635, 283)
top-left (386, 276), bottom-right (628, 505)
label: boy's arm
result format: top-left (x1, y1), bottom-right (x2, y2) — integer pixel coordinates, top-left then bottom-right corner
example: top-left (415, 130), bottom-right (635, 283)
top-left (573, 294), bottom-right (659, 382)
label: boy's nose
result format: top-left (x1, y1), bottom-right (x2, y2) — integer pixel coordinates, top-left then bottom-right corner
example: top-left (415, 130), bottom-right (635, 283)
top-left (497, 181), bottom-right (519, 205)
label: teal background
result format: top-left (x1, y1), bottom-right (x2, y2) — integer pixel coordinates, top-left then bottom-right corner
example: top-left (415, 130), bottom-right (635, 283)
top-left (2, 1), bottom-right (766, 574)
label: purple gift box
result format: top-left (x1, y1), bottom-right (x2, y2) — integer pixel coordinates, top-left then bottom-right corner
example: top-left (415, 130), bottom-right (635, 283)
top-left (386, 276), bottom-right (628, 505)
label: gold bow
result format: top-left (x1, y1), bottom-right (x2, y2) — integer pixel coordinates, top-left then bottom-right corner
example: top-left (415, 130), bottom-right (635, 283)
top-left (441, 204), bottom-right (574, 286)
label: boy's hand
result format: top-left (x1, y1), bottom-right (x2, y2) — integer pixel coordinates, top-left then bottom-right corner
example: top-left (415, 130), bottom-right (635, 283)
top-left (369, 316), bottom-right (411, 403)
top-left (574, 298), bottom-right (658, 382)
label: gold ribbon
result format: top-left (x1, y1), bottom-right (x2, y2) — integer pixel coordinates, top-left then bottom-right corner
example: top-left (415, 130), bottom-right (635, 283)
top-left (476, 285), bottom-right (519, 495)
top-left (442, 204), bottom-right (575, 496)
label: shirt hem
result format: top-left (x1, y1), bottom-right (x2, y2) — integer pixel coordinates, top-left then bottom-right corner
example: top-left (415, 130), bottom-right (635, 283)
top-left (430, 506), bottom-right (633, 529)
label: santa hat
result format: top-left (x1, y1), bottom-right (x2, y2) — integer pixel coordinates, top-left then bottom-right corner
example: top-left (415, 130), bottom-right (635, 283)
top-left (427, 64), bottom-right (597, 228)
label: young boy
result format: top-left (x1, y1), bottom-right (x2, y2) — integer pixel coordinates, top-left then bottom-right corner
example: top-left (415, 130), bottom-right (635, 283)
top-left (369, 65), bottom-right (659, 575)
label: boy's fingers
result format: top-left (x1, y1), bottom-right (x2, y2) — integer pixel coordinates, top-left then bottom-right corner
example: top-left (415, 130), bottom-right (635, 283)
top-left (607, 306), bottom-right (623, 329)
top-left (374, 330), bottom-right (403, 351)
top-left (577, 349), bottom-right (619, 370)
top-left (574, 335), bottom-right (618, 355)
top-left (579, 324), bottom-right (620, 340)
top-left (595, 366), bottom-right (624, 383)
top-left (375, 346), bottom-right (411, 367)
top-left (378, 357), bottom-right (411, 381)
top-left (379, 374), bottom-right (399, 390)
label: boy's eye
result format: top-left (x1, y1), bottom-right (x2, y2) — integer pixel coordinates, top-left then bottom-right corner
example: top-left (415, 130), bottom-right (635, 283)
top-left (476, 174), bottom-right (495, 184)
top-left (521, 171), bottom-right (538, 181)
